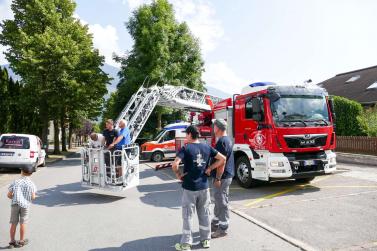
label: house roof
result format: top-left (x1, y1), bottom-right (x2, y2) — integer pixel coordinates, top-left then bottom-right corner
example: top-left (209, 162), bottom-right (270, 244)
top-left (318, 65), bottom-right (377, 104)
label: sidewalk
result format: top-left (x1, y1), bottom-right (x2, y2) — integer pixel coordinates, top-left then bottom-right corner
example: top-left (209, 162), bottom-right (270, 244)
top-left (0, 157), bottom-right (299, 251)
top-left (336, 152), bottom-right (377, 166)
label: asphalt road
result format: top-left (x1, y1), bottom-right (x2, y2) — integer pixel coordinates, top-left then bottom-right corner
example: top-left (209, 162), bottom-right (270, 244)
top-left (0, 153), bottom-right (300, 251)
top-left (148, 162), bottom-right (377, 251)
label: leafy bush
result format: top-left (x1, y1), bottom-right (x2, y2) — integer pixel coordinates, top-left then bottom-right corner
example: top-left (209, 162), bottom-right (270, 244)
top-left (333, 96), bottom-right (368, 136)
top-left (362, 106), bottom-right (377, 136)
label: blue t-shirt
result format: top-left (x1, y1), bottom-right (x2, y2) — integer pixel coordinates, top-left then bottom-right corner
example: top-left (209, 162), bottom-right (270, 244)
top-left (177, 143), bottom-right (218, 191)
top-left (211, 136), bottom-right (235, 179)
top-left (116, 127), bottom-right (131, 149)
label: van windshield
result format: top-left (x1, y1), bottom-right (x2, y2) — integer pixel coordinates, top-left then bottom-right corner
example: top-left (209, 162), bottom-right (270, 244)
top-left (153, 130), bottom-right (166, 141)
top-left (0, 136), bottom-right (30, 149)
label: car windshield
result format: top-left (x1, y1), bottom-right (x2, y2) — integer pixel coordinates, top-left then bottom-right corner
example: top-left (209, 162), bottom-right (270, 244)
top-left (0, 136), bottom-right (30, 149)
top-left (153, 130), bottom-right (166, 141)
top-left (270, 95), bottom-right (330, 126)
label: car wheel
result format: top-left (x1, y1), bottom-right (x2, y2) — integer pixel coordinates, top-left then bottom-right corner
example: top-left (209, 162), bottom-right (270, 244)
top-left (235, 155), bottom-right (258, 188)
top-left (295, 177), bottom-right (315, 183)
top-left (151, 151), bottom-right (164, 162)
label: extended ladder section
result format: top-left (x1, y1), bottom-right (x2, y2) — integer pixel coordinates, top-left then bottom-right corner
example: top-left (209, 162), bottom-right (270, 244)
top-left (115, 84), bottom-right (221, 143)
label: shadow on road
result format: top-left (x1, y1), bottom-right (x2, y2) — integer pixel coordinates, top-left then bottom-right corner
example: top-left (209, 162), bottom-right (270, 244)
top-left (34, 182), bottom-right (124, 207)
top-left (137, 181), bottom-right (181, 209)
top-left (89, 233), bottom-right (208, 251)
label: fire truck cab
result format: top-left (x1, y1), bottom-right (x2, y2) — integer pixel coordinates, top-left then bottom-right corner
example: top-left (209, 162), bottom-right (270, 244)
top-left (214, 82), bottom-right (337, 188)
top-left (140, 122), bottom-right (189, 162)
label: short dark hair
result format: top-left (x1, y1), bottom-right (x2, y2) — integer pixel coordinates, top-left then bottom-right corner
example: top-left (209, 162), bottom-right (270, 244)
top-left (185, 125), bottom-right (199, 139)
top-left (21, 164), bottom-right (33, 175)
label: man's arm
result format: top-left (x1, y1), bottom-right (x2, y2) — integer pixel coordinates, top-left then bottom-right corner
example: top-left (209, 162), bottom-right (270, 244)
top-left (206, 152), bottom-right (226, 177)
top-left (172, 157), bottom-right (185, 180)
top-left (31, 192), bottom-right (36, 200)
top-left (109, 135), bottom-right (124, 149)
top-left (7, 191), bottom-right (13, 199)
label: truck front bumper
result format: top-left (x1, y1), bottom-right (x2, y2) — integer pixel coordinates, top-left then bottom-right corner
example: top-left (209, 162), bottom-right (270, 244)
top-left (267, 150), bottom-right (336, 179)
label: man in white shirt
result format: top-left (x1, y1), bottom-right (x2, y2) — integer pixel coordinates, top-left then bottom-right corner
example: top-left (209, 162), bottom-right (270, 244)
top-left (89, 133), bottom-right (105, 148)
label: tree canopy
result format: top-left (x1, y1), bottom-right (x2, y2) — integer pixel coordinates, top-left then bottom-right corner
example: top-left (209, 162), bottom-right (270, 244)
top-left (0, 0), bottom-right (109, 153)
top-left (104, 0), bottom-right (204, 137)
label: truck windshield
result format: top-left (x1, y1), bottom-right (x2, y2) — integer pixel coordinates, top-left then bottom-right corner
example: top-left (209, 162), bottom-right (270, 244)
top-left (270, 95), bottom-right (330, 127)
top-left (153, 129), bottom-right (166, 141)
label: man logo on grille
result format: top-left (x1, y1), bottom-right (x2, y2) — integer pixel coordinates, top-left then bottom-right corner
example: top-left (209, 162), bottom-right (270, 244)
top-left (304, 134), bottom-right (311, 139)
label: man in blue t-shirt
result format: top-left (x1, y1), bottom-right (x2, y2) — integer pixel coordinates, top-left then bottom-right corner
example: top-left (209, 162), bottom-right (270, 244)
top-left (108, 119), bottom-right (131, 177)
top-left (172, 125), bottom-right (225, 251)
top-left (205, 119), bottom-right (234, 239)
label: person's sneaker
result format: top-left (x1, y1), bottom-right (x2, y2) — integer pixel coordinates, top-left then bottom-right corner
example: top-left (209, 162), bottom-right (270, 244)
top-left (211, 221), bottom-right (219, 231)
top-left (211, 229), bottom-right (228, 238)
top-left (201, 239), bottom-right (210, 249)
top-left (175, 243), bottom-right (191, 250)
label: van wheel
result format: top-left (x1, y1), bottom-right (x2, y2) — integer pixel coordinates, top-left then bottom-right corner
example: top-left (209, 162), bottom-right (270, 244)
top-left (40, 158), bottom-right (46, 167)
top-left (235, 156), bottom-right (258, 188)
top-left (295, 177), bottom-right (315, 183)
top-left (151, 152), bottom-right (164, 162)
top-left (33, 160), bottom-right (38, 172)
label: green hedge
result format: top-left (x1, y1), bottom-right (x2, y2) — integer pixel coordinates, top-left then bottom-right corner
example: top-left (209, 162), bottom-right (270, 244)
top-left (333, 96), bottom-right (368, 136)
top-left (362, 106), bottom-right (377, 136)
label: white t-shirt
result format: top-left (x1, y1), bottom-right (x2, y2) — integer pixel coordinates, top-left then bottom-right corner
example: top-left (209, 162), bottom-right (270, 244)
top-left (89, 134), bottom-right (105, 148)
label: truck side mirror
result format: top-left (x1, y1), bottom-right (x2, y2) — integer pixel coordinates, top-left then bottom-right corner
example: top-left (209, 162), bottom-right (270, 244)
top-left (252, 98), bottom-right (263, 121)
top-left (328, 98), bottom-right (336, 122)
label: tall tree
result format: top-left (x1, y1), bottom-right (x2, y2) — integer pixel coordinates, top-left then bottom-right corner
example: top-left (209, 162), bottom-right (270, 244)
top-left (108, 0), bottom-right (204, 135)
top-left (1, 0), bottom-right (109, 153)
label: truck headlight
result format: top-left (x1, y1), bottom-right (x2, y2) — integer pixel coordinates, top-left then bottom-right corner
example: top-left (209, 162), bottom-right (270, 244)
top-left (270, 161), bottom-right (284, 167)
top-left (329, 157), bottom-right (336, 164)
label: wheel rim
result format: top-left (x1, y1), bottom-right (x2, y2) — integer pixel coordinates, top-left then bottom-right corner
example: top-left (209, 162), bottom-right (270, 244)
top-left (154, 153), bottom-right (162, 162)
top-left (237, 162), bottom-right (250, 183)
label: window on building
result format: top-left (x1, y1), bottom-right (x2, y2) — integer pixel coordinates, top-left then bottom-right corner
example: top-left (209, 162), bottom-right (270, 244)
top-left (367, 81), bottom-right (377, 90)
top-left (345, 75), bottom-right (361, 83)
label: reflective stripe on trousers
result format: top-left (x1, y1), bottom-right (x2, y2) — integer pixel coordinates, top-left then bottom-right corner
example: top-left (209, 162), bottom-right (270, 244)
top-left (181, 188), bottom-right (211, 245)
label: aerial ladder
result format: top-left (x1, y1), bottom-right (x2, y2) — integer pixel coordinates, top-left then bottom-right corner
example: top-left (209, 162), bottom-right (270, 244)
top-left (81, 83), bottom-right (221, 191)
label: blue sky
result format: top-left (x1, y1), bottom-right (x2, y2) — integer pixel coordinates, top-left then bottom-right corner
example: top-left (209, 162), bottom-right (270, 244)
top-left (1, 0), bottom-right (377, 93)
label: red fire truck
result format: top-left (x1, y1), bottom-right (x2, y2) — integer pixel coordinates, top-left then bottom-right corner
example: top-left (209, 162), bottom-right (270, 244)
top-left (212, 82), bottom-right (337, 187)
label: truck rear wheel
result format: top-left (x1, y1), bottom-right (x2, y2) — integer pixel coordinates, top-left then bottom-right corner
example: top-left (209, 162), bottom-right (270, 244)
top-left (295, 177), bottom-right (315, 183)
top-left (151, 151), bottom-right (164, 162)
top-left (235, 155), bottom-right (258, 188)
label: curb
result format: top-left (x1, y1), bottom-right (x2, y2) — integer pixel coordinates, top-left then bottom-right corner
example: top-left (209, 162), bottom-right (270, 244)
top-left (231, 209), bottom-right (318, 251)
top-left (336, 152), bottom-right (377, 167)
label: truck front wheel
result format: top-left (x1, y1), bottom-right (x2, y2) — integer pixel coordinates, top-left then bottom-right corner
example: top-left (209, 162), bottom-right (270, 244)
top-left (235, 156), bottom-right (258, 188)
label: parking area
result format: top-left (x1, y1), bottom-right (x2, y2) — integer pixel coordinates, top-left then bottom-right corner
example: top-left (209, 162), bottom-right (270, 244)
top-left (147, 161), bottom-right (377, 251)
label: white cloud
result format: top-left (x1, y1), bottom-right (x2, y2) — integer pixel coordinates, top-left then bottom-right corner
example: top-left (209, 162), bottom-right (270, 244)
top-left (125, 0), bottom-right (224, 55)
top-left (0, 0), bottom-right (13, 65)
top-left (74, 13), bottom-right (121, 67)
top-left (126, 0), bottom-right (151, 10)
top-left (171, 0), bottom-right (224, 55)
top-left (88, 24), bottom-right (121, 67)
top-left (203, 62), bottom-right (247, 94)
top-left (0, 0), bottom-right (13, 21)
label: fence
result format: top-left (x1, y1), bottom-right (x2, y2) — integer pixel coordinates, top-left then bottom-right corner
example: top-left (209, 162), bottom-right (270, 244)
top-left (336, 136), bottom-right (377, 155)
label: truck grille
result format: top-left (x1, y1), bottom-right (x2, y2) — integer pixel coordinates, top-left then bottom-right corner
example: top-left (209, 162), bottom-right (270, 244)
top-left (284, 134), bottom-right (327, 148)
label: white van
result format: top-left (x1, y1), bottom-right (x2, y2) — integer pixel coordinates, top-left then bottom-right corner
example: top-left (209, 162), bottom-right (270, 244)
top-left (0, 134), bottom-right (46, 172)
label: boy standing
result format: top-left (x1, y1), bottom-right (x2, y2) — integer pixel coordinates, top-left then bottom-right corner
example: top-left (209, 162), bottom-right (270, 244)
top-left (7, 164), bottom-right (37, 248)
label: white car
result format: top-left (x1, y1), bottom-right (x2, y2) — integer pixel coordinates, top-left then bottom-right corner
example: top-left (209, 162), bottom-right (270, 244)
top-left (0, 134), bottom-right (46, 172)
